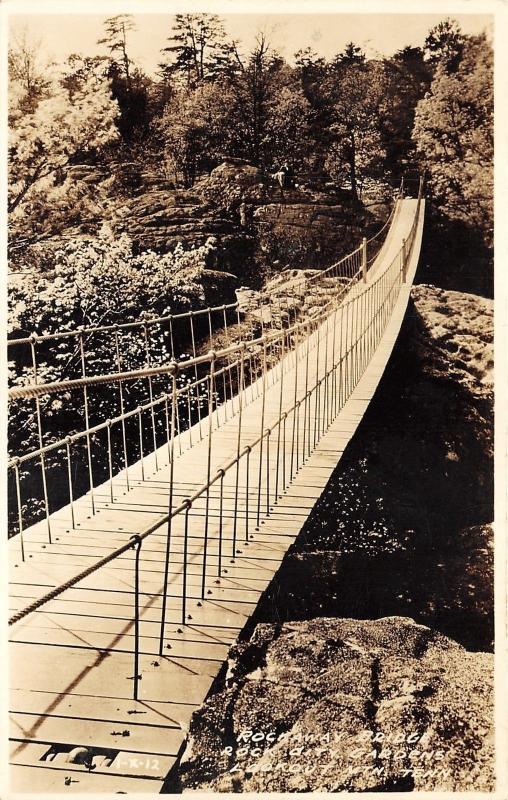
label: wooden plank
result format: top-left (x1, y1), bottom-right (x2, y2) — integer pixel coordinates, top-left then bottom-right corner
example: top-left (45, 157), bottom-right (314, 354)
top-left (10, 627), bottom-right (231, 662)
top-left (9, 742), bottom-right (48, 763)
top-left (10, 642), bottom-right (217, 704)
top-left (10, 620), bottom-right (236, 653)
top-left (8, 583), bottom-right (263, 610)
top-left (10, 689), bottom-right (196, 728)
top-left (10, 711), bottom-right (185, 756)
top-left (9, 596), bottom-right (258, 630)
top-left (9, 763), bottom-right (164, 793)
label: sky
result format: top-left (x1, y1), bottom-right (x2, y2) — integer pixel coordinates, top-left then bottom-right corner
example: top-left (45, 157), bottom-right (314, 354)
top-left (8, 12), bottom-right (492, 77)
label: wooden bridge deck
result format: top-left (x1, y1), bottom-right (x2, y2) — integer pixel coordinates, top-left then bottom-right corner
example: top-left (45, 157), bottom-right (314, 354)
top-left (7, 199), bottom-right (424, 793)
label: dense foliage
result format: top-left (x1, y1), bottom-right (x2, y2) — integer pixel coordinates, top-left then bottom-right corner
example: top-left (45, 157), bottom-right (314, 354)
top-left (8, 62), bottom-right (119, 251)
top-left (413, 34), bottom-right (493, 248)
top-left (8, 230), bottom-right (217, 533)
top-left (9, 226), bottom-right (209, 340)
top-left (412, 31), bottom-right (493, 296)
top-left (8, 14), bottom-right (492, 258)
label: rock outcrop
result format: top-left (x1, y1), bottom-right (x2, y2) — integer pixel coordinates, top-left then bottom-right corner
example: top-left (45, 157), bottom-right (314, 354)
top-left (411, 284), bottom-right (493, 392)
top-left (196, 159), bottom-right (369, 269)
top-left (113, 160), bottom-right (381, 276)
top-left (177, 617), bottom-right (494, 792)
top-left (114, 188), bottom-right (253, 277)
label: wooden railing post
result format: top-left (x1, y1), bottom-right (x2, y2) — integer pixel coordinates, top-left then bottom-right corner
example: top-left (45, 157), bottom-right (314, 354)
top-left (362, 237), bottom-right (367, 282)
top-left (402, 237), bottom-right (407, 282)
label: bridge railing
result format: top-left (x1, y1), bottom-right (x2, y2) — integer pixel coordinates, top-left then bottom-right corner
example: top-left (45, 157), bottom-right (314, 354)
top-left (8, 183), bottom-right (424, 702)
top-left (364, 175), bottom-right (425, 268)
top-left (7, 240), bottom-right (365, 542)
top-left (8, 183), bottom-right (423, 556)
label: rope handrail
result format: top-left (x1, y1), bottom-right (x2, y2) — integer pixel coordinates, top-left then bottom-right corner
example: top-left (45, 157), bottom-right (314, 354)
top-left (7, 301), bottom-right (240, 348)
top-left (8, 272), bottom-right (360, 401)
top-left (7, 272), bottom-right (359, 468)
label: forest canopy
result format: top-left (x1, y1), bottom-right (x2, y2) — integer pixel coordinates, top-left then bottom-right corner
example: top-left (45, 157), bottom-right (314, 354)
top-left (8, 14), bottom-right (493, 293)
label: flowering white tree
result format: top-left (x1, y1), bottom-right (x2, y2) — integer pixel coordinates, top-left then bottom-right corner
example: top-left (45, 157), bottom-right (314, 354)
top-left (8, 227), bottom-right (216, 534)
top-left (8, 68), bottom-right (119, 246)
top-left (8, 226), bottom-right (212, 341)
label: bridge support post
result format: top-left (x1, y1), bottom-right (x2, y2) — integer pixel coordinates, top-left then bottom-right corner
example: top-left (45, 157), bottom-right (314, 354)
top-left (402, 237), bottom-right (407, 283)
top-left (130, 534), bottom-right (142, 701)
top-left (362, 237), bottom-right (367, 282)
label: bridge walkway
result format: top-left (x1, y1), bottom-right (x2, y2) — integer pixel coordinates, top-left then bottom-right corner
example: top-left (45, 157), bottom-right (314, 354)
top-left (8, 198), bottom-right (424, 793)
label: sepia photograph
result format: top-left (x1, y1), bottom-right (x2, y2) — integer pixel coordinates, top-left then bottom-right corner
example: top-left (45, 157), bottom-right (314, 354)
top-left (2, 0), bottom-right (504, 795)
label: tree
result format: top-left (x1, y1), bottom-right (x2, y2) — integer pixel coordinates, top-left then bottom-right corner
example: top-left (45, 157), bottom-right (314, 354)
top-left (325, 124), bottom-right (385, 196)
top-left (160, 14), bottom-right (233, 88)
top-left (333, 41), bottom-right (366, 68)
top-left (9, 227), bottom-right (210, 340)
top-left (380, 47), bottom-right (430, 176)
top-left (294, 47), bottom-right (327, 93)
top-left (226, 32), bottom-right (285, 168)
top-left (322, 62), bottom-right (388, 198)
top-left (8, 70), bottom-right (119, 248)
top-left (157, 83), bottom-right (236, 185)
top-left (107, 62), bottom-right (152, 142)
top-left (97, 16), bottom-right (153, 143)
top-left (61, 53), bottom-right (111, 95)
top-left (98, 14), bottom-right (135, 89)
top-left (424, 18), bottom-right (464, 73)
top-left (265, 84), bottom-right (311, 166)
top-left (8, 29), bottom-right (53, 114)
top-left (293, 49), bottom-right (333, 173)
top-left (412, 34), bottom-right (493, 247)
top-left (389, 45), bottom-right (431, 95)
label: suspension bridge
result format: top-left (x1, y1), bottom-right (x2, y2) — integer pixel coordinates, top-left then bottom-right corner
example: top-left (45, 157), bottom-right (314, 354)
top-left (7, 182), bottom-right (425, 793)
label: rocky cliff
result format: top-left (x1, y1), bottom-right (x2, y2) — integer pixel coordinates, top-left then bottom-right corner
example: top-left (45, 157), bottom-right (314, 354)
top-left (113, 160), bottom-right (383, 280)
top-left (250, 284), bottom-right (494, 652)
